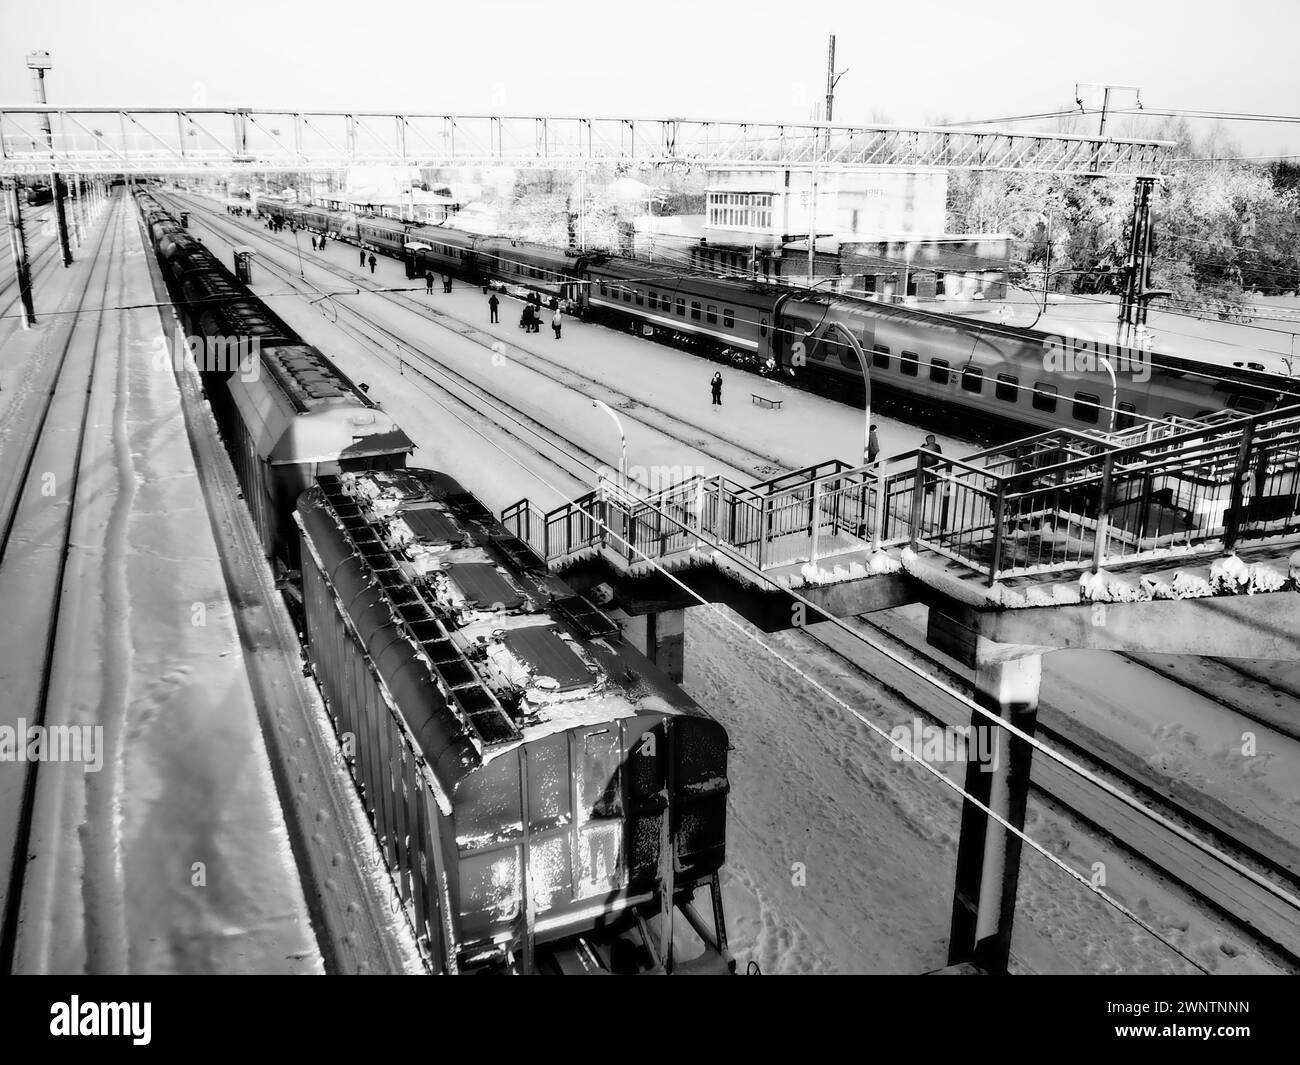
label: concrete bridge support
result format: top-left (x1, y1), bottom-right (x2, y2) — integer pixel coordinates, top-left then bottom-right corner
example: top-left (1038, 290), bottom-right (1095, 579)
top-left (616, 608), bottom-right (687, 685)
top-left (929, 610), bottom-right (1046, 974)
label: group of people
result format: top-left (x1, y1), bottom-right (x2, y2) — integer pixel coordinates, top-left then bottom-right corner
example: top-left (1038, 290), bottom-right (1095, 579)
top-left (513, 292), bottom-right (562, 339)
top-left (309, 233), bottom-right (329, 251)
top-left (424, 270), bottom-right (452, 294)
top-left (225, 204), bottom-right (252, 217)
top-left (265, 214), bottom-right (290, 233)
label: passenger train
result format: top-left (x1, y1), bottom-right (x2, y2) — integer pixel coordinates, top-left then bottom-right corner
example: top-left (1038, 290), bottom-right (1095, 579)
top-left (138, 190), bottom-right (733, 975)
top-left (254, 194), bottom-right (1300, 439)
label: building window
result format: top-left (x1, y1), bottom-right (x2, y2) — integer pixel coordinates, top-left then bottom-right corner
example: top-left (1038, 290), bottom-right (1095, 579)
top-left (1073, 392), bottom-right (1100, 423)
top-left (996, 374), bottom-right (1019, 402)
top-left (872, 345), bottom-right (890, 369)
top-left (1032, 383), bottom-right (1059, 412)
top-left (900, 351), bottom-right (919, 377)
top-left (930, 359), bottom-right (950, 385)
top-left (706, 190), bottom-right (775, 231)
top-left (961, 367), bottom-right (984, 393)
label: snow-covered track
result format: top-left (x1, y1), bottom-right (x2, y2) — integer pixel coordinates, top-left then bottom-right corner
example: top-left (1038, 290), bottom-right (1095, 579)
top-left (0, 193), bottom-right (124, 971)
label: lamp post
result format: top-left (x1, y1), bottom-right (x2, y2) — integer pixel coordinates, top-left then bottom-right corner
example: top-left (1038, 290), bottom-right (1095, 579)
top-left (812, 324), bottom-right (872, 465)
top-left (27, 50), bottom-right (72, 267)
top-left (592, 399), bottom-right (627, 497)
top-left (1098, 355), bottom-right (1118, 434)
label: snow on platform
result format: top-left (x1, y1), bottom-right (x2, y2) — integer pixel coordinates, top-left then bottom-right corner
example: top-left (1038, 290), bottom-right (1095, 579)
top-left (0, 193), bottom-right (321, 975)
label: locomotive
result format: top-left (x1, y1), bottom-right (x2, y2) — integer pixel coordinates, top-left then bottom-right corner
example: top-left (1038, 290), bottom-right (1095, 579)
top-left (255, 194), bottom-right (1300, 438)
top-left (137, 191), bottom-right (734, 975)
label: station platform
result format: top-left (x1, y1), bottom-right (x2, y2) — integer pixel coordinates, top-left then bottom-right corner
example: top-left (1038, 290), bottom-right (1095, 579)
top-left (0, 189), bottom-right (322, 974)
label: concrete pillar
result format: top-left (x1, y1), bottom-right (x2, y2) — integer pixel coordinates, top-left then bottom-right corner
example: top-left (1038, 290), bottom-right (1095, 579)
top-left (616, 608), bottom-right (686, 685)
top-left (947, 652), bottom-right (1042, 974)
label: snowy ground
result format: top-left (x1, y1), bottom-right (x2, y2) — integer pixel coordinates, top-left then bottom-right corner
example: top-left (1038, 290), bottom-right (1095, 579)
top-left (2, 194), bottom-right (320, 974)
top-left (178, 192), bottom-right (1297, 974)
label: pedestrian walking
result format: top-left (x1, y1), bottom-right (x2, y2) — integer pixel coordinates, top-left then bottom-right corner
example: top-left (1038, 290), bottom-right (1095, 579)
top-left (368, 253), bottom-right (377, 274)
top-left (919, 433), bottom-right (943, 493)
top-left (710, 372), bottom-right (723, 406)
top-left (426, 270), bottom-right (434, 295)
top-left (310, 234), bottom-right (318, 251)
top-left (868, 424), bottom-right (881, 464)
top-left (551, 307), bottom-right (562, 340)
top-left (489, 293), bottom-right (500, 323)
top-left (319, 233), bottom-right (327, 250)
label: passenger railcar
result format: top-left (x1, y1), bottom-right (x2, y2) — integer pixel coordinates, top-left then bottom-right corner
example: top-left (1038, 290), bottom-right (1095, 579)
top-left (227, 194), bottom-right (1300, 436)
top-left (296, 468), bottom-right (732, 974)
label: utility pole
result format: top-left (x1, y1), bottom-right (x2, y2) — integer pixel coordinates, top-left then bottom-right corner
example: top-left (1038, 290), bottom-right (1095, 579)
top-left (2, 180), bottom-right (37, 328)
top-left (28, 51), bottom-right (73, 267)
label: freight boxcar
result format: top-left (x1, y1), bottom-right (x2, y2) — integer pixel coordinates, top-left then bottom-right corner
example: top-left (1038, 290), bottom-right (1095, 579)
top-left (296, 469), bottom-right (733, 974)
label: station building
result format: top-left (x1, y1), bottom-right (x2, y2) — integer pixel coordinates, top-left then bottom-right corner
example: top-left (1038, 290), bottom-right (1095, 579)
top-left (631, 165), bottom-right (1009, 302)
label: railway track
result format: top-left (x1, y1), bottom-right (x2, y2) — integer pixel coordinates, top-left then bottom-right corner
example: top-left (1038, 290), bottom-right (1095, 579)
top-left (171, 192), bottom-right (1300, 968)
top-left (807, 615), bottom-right (1300, 967)
top-left (0, 193), bottom-right (123, 970)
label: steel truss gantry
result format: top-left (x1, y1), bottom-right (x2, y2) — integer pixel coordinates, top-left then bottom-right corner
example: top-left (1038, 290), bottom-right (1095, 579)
top-left (0, 107), bottom-right (1173, 176)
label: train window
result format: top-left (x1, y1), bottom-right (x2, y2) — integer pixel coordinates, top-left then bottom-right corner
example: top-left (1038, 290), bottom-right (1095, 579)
top-left (649, 290), bottom-right (657, 306)
top-left (624, 289), bottom-right (632, 303)
top-left (677, 298), bottom-right (686, 316)
top-left (724, 309), bottom-right (735, 329)
top-left (996, 374), bottom-right (1019, 402)
top-left (1116, 402), bottom-right (1137, 430)
top-left (961, 367), bottom-right (984, 393)
top-left (599, 281), bottom-right (607, 296)
top-left (635, 291), bottom-right (644, 306)
top-left (872, 346), bottom-right (890, 369)
top-left (930, 359), bottom-right (950, 385)
top-left (1032, 382), bottom-right (1058, 412)
top-left (691, 301), bottom-right (701, 320)
top-left (900, 351), bottom-right (919, 377)
top-left (760, 318), bottom-right (768, 337)
top-left (1072, 392), bottom-right (1101, 424)
top-left (662, 294), bottom-right (673, 312)
top-left (706, 305), bottom-right (718, 324)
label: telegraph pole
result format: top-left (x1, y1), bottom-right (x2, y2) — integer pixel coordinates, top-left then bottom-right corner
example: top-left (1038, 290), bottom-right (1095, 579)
top-left (28, 51), bottom-right (73, 267)
top-left (2, 180), bottom-right (37, 328)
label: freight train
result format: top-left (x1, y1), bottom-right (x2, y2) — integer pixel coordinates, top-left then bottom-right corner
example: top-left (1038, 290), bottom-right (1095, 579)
top-left (137, 190), bottom-right (733, 975)
top-left (251, 194), bottom-right (1300, 438)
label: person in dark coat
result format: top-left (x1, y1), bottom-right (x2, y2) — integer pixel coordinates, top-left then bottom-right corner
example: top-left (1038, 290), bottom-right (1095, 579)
top-left (368, 253), bottom-right (377, 274)
top-left (520, 304), bottom-right (531, 331)
top-left (319, 233), bottom-right (327, 250)
top-left (919, 433), bottom-right (943, 495)
top-left (489, 293), bottom-right (500, 323)
top-left (710, 372), bottom-right (723, 406)
top-left (359, 248), bottom-right (366, 267)
top-left (443, 274), bottom-right (452, 293)
top-left (426, 270), bottom-right (434, 294)
top-left (868, 424), bottom-right (881, 464)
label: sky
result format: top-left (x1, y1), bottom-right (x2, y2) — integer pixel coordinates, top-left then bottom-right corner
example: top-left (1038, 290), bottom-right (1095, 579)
top-left (1, 0), bottom-right (1297, 156)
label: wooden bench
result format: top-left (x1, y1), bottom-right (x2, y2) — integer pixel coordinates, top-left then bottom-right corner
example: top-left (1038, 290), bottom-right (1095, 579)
top-left (751, 393), bottom-right (783, 410)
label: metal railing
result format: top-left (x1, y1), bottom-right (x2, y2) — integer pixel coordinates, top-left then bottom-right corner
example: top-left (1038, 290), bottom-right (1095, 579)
top-left (502, 405), bottom-right (1300, 588)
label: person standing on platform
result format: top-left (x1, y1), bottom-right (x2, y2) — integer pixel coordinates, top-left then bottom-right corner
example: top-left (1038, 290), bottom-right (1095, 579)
top-left (552, 307), bottom-right (562, 340)
top-left (426, 270), bottom-right (435, 295)
top-left (710, 372), bottom-right (723, 406)
top-left (868, 424), bottom-right (881, 464)
top-left (443, 274), bottom-right (452, 293)
top-left (319, 233), bottom-right (327, 250)
top-left (368, 253), bottom-right (377, 274)
top-left (359, 248), bottom-right (366, 268)
top-left (489, 293), bottom-right (500, 323)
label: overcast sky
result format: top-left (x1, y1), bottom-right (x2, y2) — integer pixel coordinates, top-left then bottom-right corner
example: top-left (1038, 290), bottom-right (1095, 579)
top-left (2, 0), bottom-right (1296, 155)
